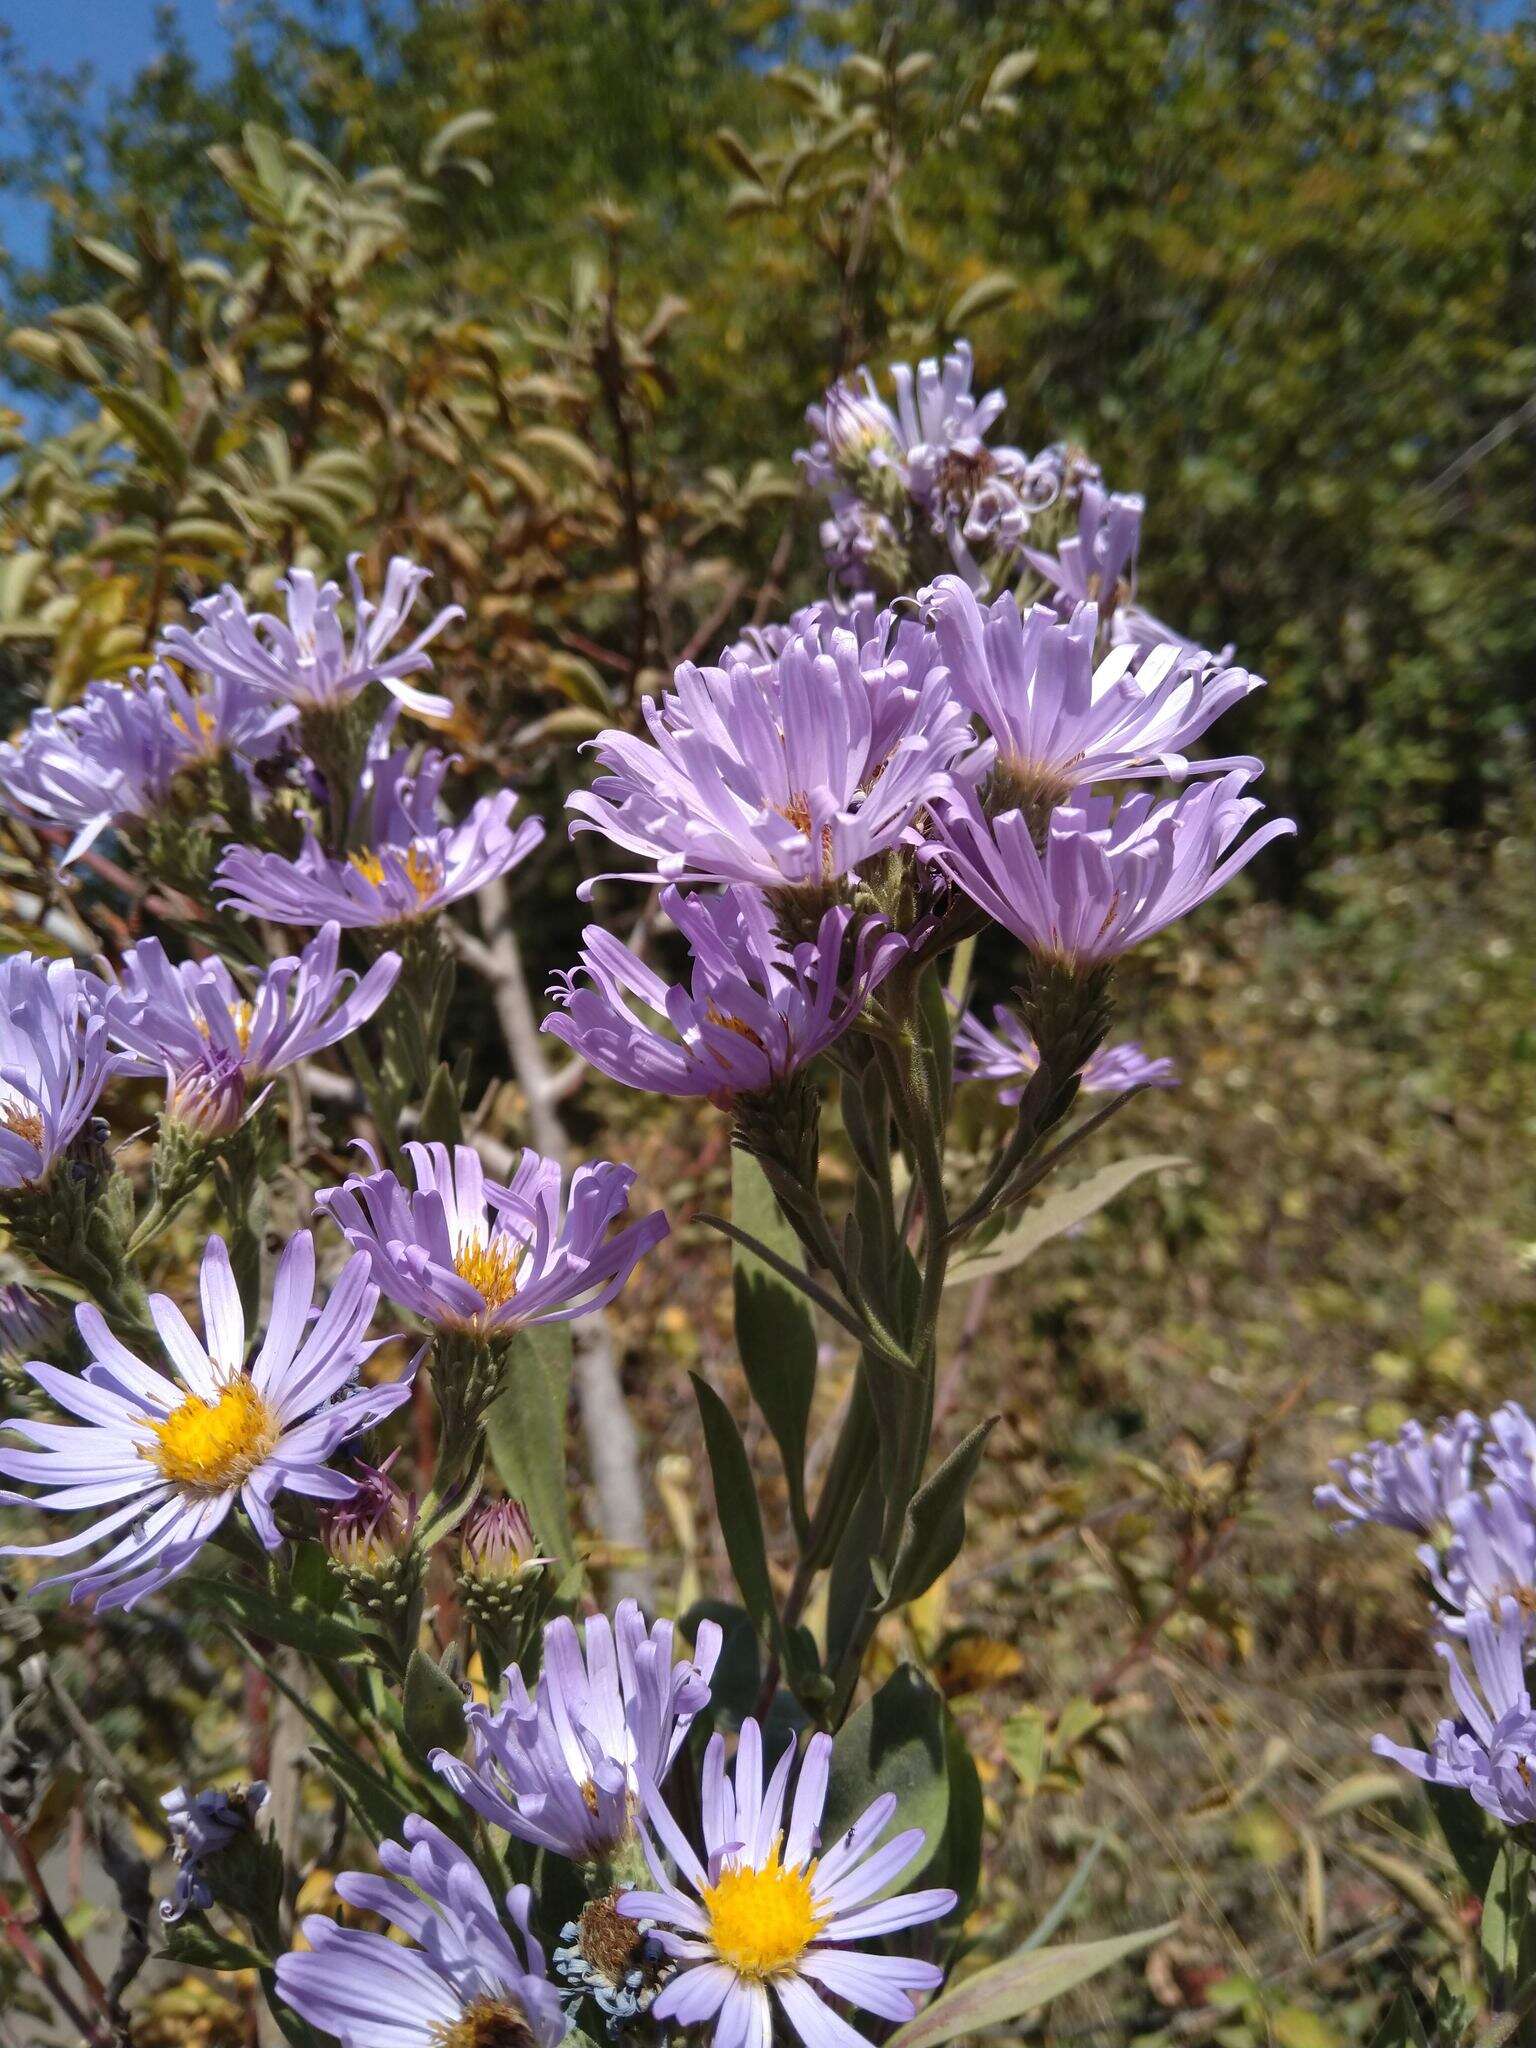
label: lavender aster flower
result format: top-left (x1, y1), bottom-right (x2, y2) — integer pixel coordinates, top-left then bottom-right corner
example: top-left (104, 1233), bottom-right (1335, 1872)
top-left (160, 555), bottom-right (462, 721)
top-left (1372, 1607), bottom-right (1536, 1826)
top-left (0, 955), bottom-right (118, 1191)
top-left (161, 1782), bottom-right (269, 1923)
top-left (1314, 1412), bottom-right (1482, 1537)
top-left (1425, 1484), bottom-right (1536, 1636)
top-left (216, 746), bottom-right (544, 929)
top-left (618, 1716), bottom-right (955, 2048)
top-left (0, 669), bottom-right (289, 866)
top-left (568, 620), bottom-right (985, 894)
top-left (0, 1232), bottom-right (413, 1609)
top-left (546, 887), bottom-right (906, 1104)
top-left (433, 1600), bottom-right (723, 1864)
top-left (316, 1140), bottom-right (667, 1335)
top-left (925, 577), bottom-right (1262, 806)
top-left (276, 1816), bottom-right (565, 2048)
top-left (107, 925), bottom-right (400, 1096)
top-left (954, 1002), bottom-right (1177, 1104)
top-left (1483, 1403), bottom-right (1536, 1512)
top-left (0, 1284), bottom-right (66, 1367)
top-left (927, 771), bottom-right (1295, 969)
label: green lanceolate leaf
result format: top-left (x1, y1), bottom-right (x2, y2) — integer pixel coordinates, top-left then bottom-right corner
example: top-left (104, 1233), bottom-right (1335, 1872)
top-left (99, 388), bottom-right (190, 486)
top-left (415, 1063), bottom-right (465, 1148)
top-left (730, 1149), bottom-right (817, 1542)
top-left (883, 1415), bottom-right (998, 1611)
top-left (485, 1323), bottom-right (577, 1568)
top-left (689, 1373), bottom-right (784, 1657)
top-left (403, 1649), bottom-right (469, 1761)
top-left (1424, 1772), bottom-right (1501, 1898)
top-left (950, 1155), bottom-right (1187, 1286)
top-left (158, 1921), bottom-right (268, 1971)
top-left (886, 1921), bottom-right (1177, 2046)
top-left (823, 1665), bottom-right (949, 1861)
top-left (179, 1575), bottom-right (372, 1660)
top-left (1480, 1840), bottom-right (1536, 2002)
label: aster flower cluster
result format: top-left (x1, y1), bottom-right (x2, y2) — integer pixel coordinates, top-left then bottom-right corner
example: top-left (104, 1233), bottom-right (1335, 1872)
top-left (1322, 1402), bottom-right (1536, 1828)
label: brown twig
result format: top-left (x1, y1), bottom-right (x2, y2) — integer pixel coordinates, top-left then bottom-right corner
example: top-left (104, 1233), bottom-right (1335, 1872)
top-left (0, 1886), bottom-right (110, 2047)
top-left (0, 1811), bottom-right (115, 2036)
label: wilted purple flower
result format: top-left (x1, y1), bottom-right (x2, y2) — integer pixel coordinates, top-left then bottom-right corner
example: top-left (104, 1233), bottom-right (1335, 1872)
top-left (797, 370), bottom-right (905, 494)
top-left (927, 772), bottom-right (1295, 969)
top-left (568, 620), bottom-right (985, 893)
top-left (1025, 478), bottom-right (1144, 614)
top-left (1373, 1607), bottom-right (1536, 1827)
top-left (316, 1140), bottom-right (667, 1335)
top-left (160, 1782), bottom-right (269, 1923)
top-left (0, 1232), bottom-right (413, 1609)
top-left (925, 577), bottom-right (1261, 804)
top-left (108, 925), bottom-right (400, 1100)
top-left (0, 955), bottom-right (119, 1192)
top-left (433, 1600), bottom-right (723, 1864)
top-left (953, 1002), bottom-right (1177, 1104)
top-left (160, 555), bottom-right (461, 721)
top-left (618, 1716), bottom-right (954, 2048)
top-left (1483, 1403), bottom-right (1536, 1512)
top-left (276, 1817), bottom-right (565, 2048)
top-left (1314, 1412), bottom-right (1482, 1537)
top-left (1425, 1484), bottom-right (1536, 1637)
top-left (818, 498), bottom-right (902, 591)
top-left (216, 746), bottom-right (543, 929)
top-left (545, 887), bottom-right (906, 1104)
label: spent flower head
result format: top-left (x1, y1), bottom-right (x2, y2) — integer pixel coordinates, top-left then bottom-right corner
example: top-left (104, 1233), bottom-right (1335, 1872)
top-left (953, 1002), bottom-right (1177, 1105)
top-left (161, 1782), bottom-right (269, 1924)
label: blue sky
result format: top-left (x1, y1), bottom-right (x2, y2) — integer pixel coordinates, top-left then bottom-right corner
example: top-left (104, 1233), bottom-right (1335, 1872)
top-left (2, 2), bottom-right (234, 266)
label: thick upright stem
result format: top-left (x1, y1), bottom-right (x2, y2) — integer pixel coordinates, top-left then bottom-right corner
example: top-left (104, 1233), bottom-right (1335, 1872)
top-left (470, 877), bottom-right (654, 1606)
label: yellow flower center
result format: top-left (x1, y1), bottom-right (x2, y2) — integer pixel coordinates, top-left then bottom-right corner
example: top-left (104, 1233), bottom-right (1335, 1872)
top-left (347, 843), bottom-right (441, 906)
top-left (144, 1380), bottom-right (279, 1494)
top-left (432, 1997), bottom-right (535, 2048)
top-left (453, 1232), bottom-right (525, 1313)
top-left (704, 1001), bottom-right (767, 1051)
top-left (1, 1102), bottom-right (45, 1151)
top-left (702, 1844), bottom-right (825, 1979)
top-left (170, 699), bottom-right (220, 751)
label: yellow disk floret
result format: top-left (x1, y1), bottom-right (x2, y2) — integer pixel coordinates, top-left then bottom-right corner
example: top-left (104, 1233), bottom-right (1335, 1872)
top-left (702, 1843), bottom-right (826, 1979)
top-left (453, 1232), bottom-right (525, 1314)
top-left (145, 1380), bottom-right (279, 1493)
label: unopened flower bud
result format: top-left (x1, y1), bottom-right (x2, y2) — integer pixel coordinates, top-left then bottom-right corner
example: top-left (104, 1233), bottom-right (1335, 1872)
top-left (321, 1457), bottom-right (418, 1616)
top-left (459, 1496), bottom-right (541, 1587)
top-left (166, 1047), bottom-right (247, 1139)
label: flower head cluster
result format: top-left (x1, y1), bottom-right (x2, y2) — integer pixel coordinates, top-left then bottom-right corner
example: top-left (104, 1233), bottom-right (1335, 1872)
top-left (618, 1715), bottom-right (955, 2048)
top-left (276, 1816), bottom-right (565, 2048)
top-left (954, 1002), bottom-right (1176, 1105)
top-left (0, 1232), bottom-right (413, 1608)
top-left (316, 1140), bottom-right (667, 1336)
top-left (798, 342), bottom-right (1059, 589)
top-left (107, 925), bottom-right (400, 1130)
top-left (1373, 1608), bottom-right (1536, 1828)
top-left (160, 1782), bottom-right (269, 1924)
top-left (217, 745), bottom-right (543, 929)
top-left (0, 955), bottom-right (119, 1193)
top-left (160, 554), bottom-right (461, 721)
top-left (927, 772), bottom-right (1294, 970)
top-left (433, 1601), bottom-right (723, 1864)
top-left (546, 887), bottom-right (907, 1104)
top-left (568, 618), bottom-right (984, 894)
top-left (925, 576), bottom-right (1261, 809)
top-left (1314, 1412), bottom-right (1483, 1537)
